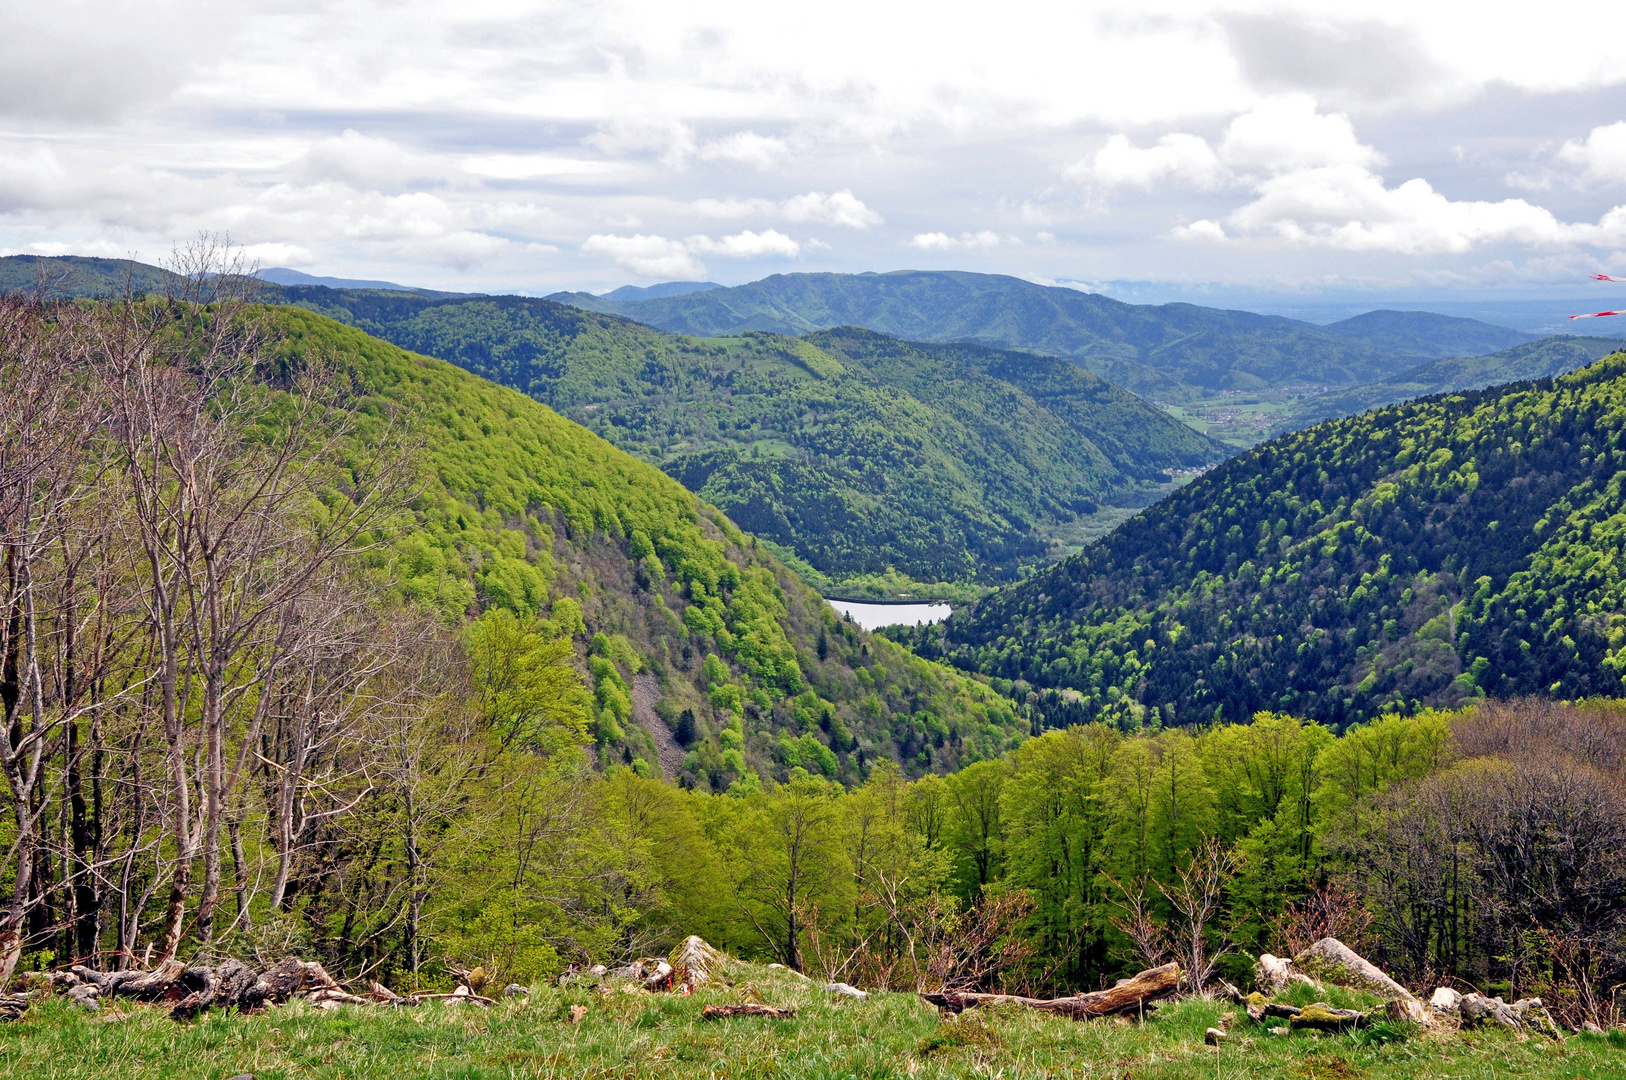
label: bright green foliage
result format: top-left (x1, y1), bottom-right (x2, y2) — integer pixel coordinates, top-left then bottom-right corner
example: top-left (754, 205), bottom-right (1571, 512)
top-left (258, 305), bottom-right (1022, 784)
top-left (913, 351), bottom-right (1626, 729)
top-left (274, 288), bottom-right (1222, 585)
top-left (464, 609), bottom-right (593, 755)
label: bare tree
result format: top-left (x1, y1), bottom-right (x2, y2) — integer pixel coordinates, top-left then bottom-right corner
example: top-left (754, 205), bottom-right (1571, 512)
top-left (1105, 872), bottom-right (1169, 970)
top-left (1159, 838), bottom-right (1242, 994)
top-left (89, 236), bottom-right (414, 958)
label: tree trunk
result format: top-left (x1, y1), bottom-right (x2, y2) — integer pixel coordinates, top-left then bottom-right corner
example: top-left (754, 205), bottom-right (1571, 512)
top-left (921, 962), bottom-right (1182, 1020)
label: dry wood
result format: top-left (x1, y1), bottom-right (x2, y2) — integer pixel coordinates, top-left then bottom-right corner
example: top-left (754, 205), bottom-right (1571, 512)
top-left (701, 1003), bottom-right (797, 1019)
top-left (920, 962), bottom-right (1181, 1020)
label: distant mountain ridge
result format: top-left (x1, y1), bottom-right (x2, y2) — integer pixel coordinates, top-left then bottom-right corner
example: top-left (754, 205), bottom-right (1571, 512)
top-left (1278, 334), bottom-right (1626, 433)
top-left (257, 266), bottom-right (438, 292)
top-left (1316, 309), bottom-right (1534, 359)
top-left (548, 270), bottom-right (1535, 401)
top-left (273, 284), bottom-right (1226, 587)
top-left (598, 281), bottom-right (724, 301)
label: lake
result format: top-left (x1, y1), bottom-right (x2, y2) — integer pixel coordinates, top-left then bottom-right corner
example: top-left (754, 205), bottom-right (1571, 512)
top-left (826, 599), bottom-right (952, 631)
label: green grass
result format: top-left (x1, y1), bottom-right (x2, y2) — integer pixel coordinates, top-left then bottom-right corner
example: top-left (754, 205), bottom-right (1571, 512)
top-left (9, 962), bottom-right (1624, 1080)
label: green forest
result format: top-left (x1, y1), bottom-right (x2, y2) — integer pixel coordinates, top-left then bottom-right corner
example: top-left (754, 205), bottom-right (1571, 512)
top-left (1, 252), bottom-right (1624, 1061)
top-left (900, 350), bottom-right (1626, 733)
top-left (273, 285), bottom-right (1222, 589)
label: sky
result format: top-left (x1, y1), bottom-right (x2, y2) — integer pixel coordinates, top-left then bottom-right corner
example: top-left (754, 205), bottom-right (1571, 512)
top-left (5, 0), bottom-right (1626, 315)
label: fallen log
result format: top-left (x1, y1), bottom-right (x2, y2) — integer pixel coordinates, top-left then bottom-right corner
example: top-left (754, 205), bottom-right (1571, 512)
top-left (920, 962), bottom-right (1181, 1020)
top-left (1289, 1003), bottom-right (1367, 1033)
top-left (701, 1003), bottom-right (796, 1019)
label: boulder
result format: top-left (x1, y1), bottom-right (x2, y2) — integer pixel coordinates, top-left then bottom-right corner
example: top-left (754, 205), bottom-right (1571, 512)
top-left (1583, 1020), bottom-right (1605, 1035)
top-left (825, 982), bottom-right (868, 1000)
top-left (1428, 987), bottom-right (1462, 1014)
top-left (672, 936), bottom-right (723, 990)
top-left (502, 984), bottom-right (528, 998)
top-left (1255, 953), bottom-right (1314, 994)
top-left (1205, 1027), bottom-right (1227, 1046)
top-left (1459, 993), bottom-right (1520, 1030)
top-left (67, 983), bottom-right (101, 1011)
top-left (1511, 997), bottom-right (1563, 1040)
top-left (1293, 938), bottom-right (1413, 1002)
top-left (1386, 996), bottom-right (1430, 1025)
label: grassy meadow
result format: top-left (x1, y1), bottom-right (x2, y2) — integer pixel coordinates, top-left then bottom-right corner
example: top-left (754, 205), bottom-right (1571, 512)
top-left (7, 962), bottom-right (1625, 1080)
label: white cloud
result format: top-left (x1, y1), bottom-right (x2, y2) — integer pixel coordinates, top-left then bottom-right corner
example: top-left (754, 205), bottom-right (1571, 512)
top-left (1198, 163), bottom-right (1626, 254)
top-left (1079, 133), bottom-right (1226, 189)
top-left (908, 231), bottom-right (1013, 250)
top-left (698, 132), bottom-right (791, 170)
top-left (1559, 122), bottom-right (1626, 184)
top-left (1172, 220), bottom-right (1227, 242)
top-left (583, 228), bottom-right (801, 278)
top-left (461, 154), bottom-right (622, 181)
top-left (691, 197), bottom-right (779, 218)
top-left (689, 229), bottom-right (800, 257)
top-left (781, 190), bottom-right (882, 229)
top-left (582, 234), bottom-right (707, 279)
top-left (238, 242), bottom-right (316, 266)
top-left (691, 190), bottom-right (881, 229)
top-left (1220, 96), bottom-right (1382, 174)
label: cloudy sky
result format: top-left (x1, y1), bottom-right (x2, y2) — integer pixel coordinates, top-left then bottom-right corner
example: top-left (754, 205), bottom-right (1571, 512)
top-left (5, 0), bottom-right (1626, 311)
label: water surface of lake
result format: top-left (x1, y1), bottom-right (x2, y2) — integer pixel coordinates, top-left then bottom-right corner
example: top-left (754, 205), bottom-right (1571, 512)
top-left (826, 599), bottom-right (952, 631)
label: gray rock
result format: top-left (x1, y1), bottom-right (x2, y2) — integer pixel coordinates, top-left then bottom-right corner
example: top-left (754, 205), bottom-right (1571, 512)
top-left (825, 982), bottom-right (868, 999)
top-left (1583, 1020), bottom-right (1606, 1034)
top-left (502, 984), bottom-right (529, 998)
top-left (1293, 938), bottom-right (1414, 1002)
top-left (1428, 987), bottom-right (1462, 1013)
top-left (1205, 1027), bottom-right (1227, 1045)
top-left (1460, 993), bottom-right (1521, 1029)
top-left (1511, 997), bottom-right (1563, 1040)
top-left (1269, 1026), bottom-right (1291, 1037)
top-left (67, 983), bottom-right (101, 1011)
top-left (1255, 953), bottom-right (1314, 994)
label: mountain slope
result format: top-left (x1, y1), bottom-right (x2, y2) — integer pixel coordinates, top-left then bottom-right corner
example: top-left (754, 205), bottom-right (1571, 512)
top-left (261, 304), bottom-right (1023, 784)
top-left (1318, 309), bottom-right (1534, 359)
top-left (1278, 335), bottom-right (1625, 432)
top-left (898, 351), bottom-right (1626, 730)
top-left (0, 254), bottom-right (177, 297)
top-left (273, 287), bottom-right (1225, 586)
top-left (549, 270), bottom-right (1498, 400)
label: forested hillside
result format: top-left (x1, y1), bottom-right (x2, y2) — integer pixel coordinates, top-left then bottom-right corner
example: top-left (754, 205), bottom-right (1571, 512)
top-left (0, 255), bottom-right (1225, 590)
top-left (1279, 334), bottom-right (1625, 432)
top-left (274, 286), bottom-right (1222, 587)
top-left (901, 350), bottom-right (1626, 730)
top-left (274, 306), bottom-right (1027, 782)
top-left (550, 270), bottom-right (1516, 400)
top-left (4, 277), bottom-right (1623, 1031)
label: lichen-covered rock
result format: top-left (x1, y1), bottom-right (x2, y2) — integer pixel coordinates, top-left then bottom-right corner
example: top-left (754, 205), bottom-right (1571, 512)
top-left (1289, 1002), bottom-right (1367, 1033)
top-left (1511, 997), bottom-right (1563, 1040)
top-left (1460, 993), bottom-right (1520, 1029)
top-left (1293, 938), bottom-right (1413, 1002)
